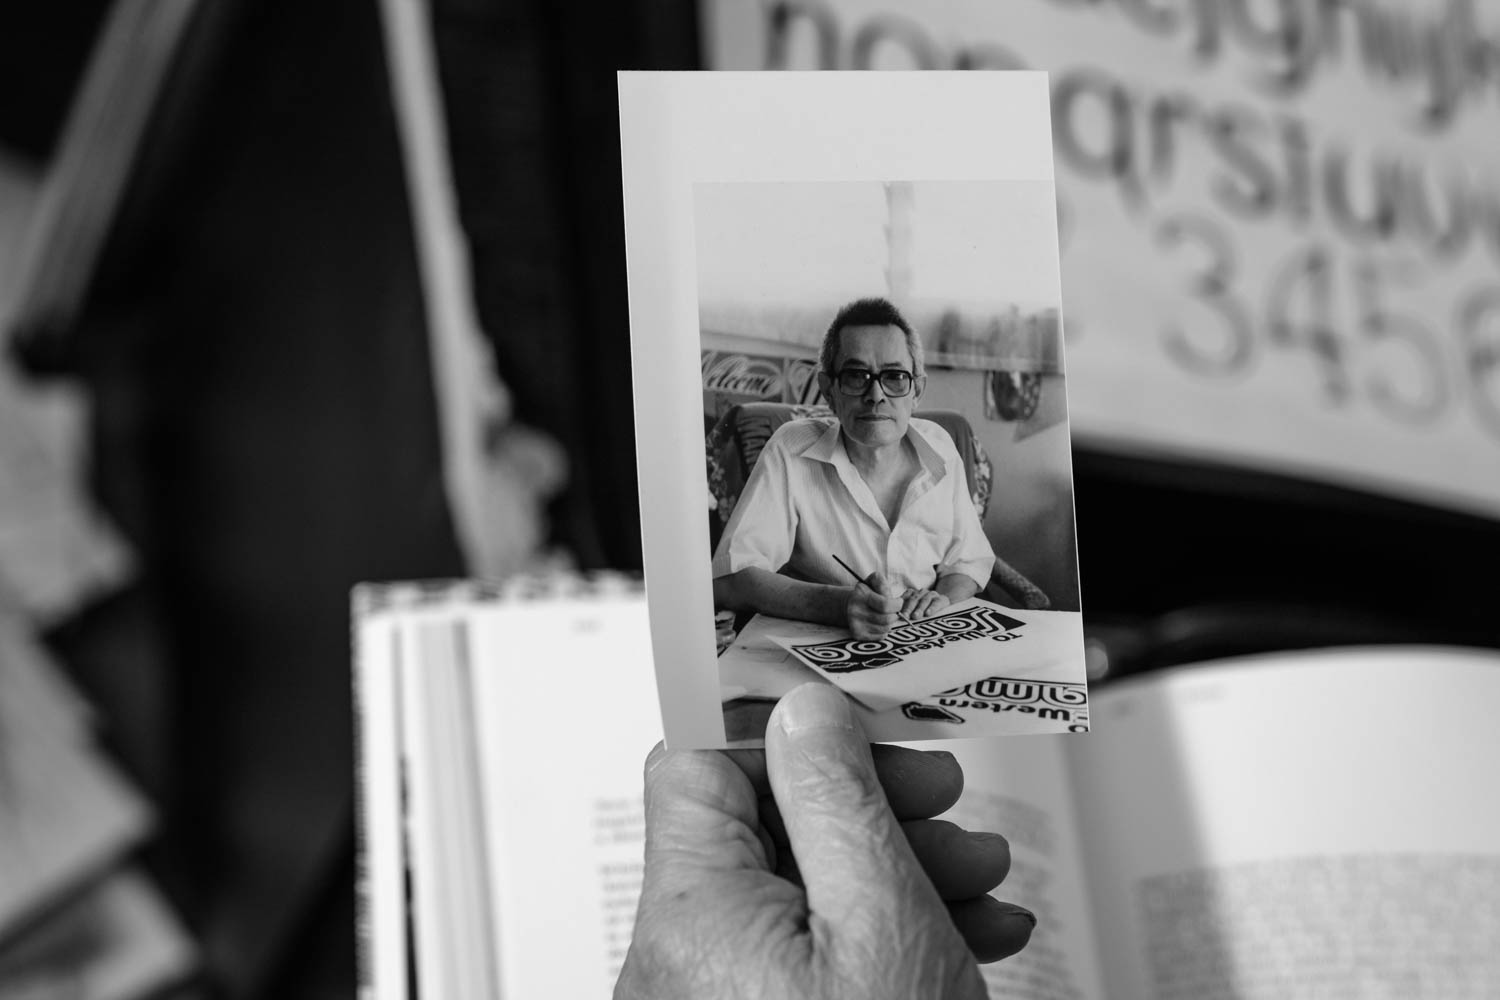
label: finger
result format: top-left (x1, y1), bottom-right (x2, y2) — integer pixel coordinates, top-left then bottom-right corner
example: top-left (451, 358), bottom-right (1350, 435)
top-left (640, 743), bottom-right (769, 889)
top-left (763, 815), bottom-right (1007, 905)
top-left (737, 743), bottom-right (964, 826)
top-left (901, 592), bottom-right (921, 619)
top-left (901, 821), bottom-right (1011, 900)
top-left (857, 590), bottom-right (902, 620)
top-left (872, 745), bottom-right (964, 817)
top-left (914, 593), bottom-right (942, 619)
top-left (947, 896), bottom-right (1036, 963)
top-left (850, 589), bottom-right (893, 637)
top-left (733, 744), bottom-right (962, 816)
top-left (765, 684), bottom-right (952, 952)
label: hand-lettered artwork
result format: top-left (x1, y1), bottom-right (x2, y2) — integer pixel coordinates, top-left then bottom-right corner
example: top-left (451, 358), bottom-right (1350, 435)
top-left (771, 599), bottom-right (1036, 712)
top-left (902, 677), bottom-right (1090, 734)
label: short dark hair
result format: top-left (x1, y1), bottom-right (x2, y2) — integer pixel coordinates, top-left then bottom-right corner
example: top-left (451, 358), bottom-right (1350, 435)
top-left (821, 297), bottom-right (924, 377)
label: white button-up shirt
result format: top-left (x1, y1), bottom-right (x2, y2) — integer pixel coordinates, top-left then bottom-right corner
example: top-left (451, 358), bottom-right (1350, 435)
top-left (711, 418), bottom-right (996, 592)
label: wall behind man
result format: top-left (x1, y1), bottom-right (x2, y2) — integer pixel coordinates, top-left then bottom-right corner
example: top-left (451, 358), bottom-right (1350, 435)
top-left (919, 370), bottom-right (1080, 612)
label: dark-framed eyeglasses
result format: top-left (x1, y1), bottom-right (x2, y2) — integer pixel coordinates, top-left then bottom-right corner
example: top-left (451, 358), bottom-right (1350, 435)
top-left (833, 368), bottom-right (916, 397)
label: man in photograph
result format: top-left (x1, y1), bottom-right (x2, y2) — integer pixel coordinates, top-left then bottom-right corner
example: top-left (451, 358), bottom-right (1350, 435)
top-left (712, 297), bottom-right (996, 639)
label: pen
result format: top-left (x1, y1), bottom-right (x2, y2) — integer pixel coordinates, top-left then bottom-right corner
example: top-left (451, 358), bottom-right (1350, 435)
top-left (831, 553), bottom-right (912, 625)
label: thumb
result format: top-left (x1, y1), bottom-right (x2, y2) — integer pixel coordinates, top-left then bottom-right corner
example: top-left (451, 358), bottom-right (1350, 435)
top-left (638, 743), bottom-right (763, 893)
top-left (766, 684), bottom-right (950, 957)
top-left (865, 571), bottom-right (899, 599)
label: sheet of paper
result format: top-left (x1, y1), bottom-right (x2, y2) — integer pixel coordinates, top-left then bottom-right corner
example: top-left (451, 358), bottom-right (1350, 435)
top-left (770, 599), bottom-right (1071, 712)
top-left (855, 671), bottom-right (1090, 741)
top-left (721, 607), bottom-right (1089, 742)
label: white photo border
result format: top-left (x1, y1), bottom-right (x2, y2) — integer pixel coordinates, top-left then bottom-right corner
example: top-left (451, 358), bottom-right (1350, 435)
top-left (619, 71), bottom-right (1059, 748)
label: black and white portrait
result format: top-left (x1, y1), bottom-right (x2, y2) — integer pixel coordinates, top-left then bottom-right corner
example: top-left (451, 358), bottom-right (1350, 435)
top-left (621, 73), bottom-right (1087, 747)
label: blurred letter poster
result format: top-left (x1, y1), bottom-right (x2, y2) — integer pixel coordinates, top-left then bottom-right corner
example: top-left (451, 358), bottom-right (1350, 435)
top-left (707, 0), bottom-right (1500, 517)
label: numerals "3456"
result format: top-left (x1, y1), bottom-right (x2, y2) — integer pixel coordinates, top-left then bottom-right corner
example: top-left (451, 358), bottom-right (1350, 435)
top-left (1155, 210), bottom-right (1500, 441)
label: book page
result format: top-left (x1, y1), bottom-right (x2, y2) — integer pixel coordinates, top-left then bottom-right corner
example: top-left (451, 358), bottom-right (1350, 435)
top-left (400, 615), bottom-right (504, 1000)
top-left (1067, 647), bottom-right (1500, 999)
top-left (931, 736), bottom-right (1106, 1000)
top-left (352, 607), bottom-right (409, 1000)
top-left (467, 589), bottom-right (662, 998)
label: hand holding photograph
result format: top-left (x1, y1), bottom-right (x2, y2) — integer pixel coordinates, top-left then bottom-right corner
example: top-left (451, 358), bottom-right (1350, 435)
top-left (620, 72), bottom-right (1087, 747)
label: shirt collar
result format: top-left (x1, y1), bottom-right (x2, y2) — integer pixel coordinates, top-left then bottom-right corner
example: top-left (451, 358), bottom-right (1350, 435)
top-left (799, 417), bottom-right (949, 481)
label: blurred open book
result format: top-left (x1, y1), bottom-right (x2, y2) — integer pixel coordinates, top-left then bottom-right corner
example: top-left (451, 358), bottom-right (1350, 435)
top-left (353, 574), bottom-right (659, 1000)
top-left (354, 576), bottom-right (1500, 999)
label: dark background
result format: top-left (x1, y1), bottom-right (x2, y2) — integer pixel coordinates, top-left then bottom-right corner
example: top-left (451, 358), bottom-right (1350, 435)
top-left (3, 1), bottom-right (1497, 996)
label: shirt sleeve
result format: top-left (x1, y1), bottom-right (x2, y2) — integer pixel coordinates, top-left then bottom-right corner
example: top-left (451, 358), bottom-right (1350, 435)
top-left (934, 437), bottom-right (996, 590)
top-left (711, 428), bottom-right (798, 579)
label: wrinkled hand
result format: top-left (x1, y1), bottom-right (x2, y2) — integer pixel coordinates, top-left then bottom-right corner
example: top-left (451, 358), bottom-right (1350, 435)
top-left (901, 589), bottom-right (952, 621)
top-left (615, 683), bottom-right (1034, 1000)
top-left (847, 572), bottom-right (903, 638)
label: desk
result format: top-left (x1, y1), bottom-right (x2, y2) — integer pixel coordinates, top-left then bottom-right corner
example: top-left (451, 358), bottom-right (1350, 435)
top-left (718, 609), bottom-right (1090, 744)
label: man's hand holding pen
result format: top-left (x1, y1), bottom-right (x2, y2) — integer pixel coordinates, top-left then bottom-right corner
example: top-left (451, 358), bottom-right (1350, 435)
top-left (833, 555), bottom-right (962, 638)
top-left (847, 571), bottom-right (905, 639)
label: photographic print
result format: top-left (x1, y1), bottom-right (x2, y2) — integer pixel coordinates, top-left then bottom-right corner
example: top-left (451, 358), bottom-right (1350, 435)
top-left (620, 73), bottom-right (1087, 747)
